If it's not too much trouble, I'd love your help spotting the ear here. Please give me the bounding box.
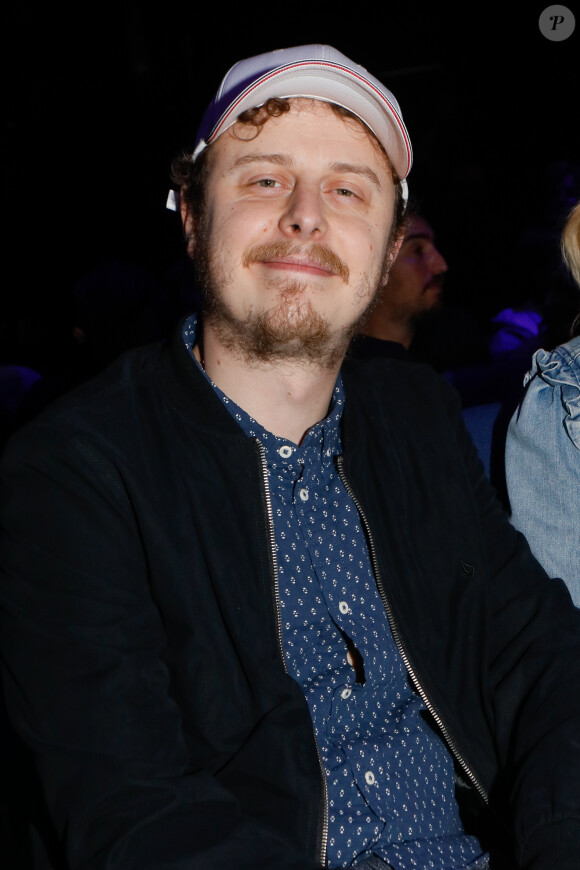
[180,193,196,259]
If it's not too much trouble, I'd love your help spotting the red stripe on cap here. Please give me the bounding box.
[207,60,412,176]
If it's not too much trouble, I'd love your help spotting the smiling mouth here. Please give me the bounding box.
[261,257,333,276]
[243,242,350,283]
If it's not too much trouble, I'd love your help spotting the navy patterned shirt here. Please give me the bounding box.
[183,316,487,869]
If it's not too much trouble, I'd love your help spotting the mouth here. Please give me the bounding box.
[244,242,350,283]
[260,256,335,277]
[424,276,445,295]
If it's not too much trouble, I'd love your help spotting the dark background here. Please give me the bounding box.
[3,2,579,373]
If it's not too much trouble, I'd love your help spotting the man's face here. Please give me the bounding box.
[186,99,399,367]
[379,215,448,325]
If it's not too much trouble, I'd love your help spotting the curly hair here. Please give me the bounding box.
[170,97,408,250]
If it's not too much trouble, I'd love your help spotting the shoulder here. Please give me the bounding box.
[510,336,580,452]
[0,324,246,494]
[0,343,172,520]
[342,353,460,416]
[4,342,165,453]
[340,355,468,471]
[527,335,580,388]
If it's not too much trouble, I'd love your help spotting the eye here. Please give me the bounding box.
[335,187,355,197]
[256,178,281,188]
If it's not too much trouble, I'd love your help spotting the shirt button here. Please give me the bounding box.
[341,687,352,699]
[278,445,293,459]
[299,488,309,502]
[364,771,376,786]
[338,600,349,614]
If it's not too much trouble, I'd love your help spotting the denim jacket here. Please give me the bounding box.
[505,335,580,606]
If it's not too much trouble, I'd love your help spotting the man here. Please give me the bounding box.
[1,44,580,870]
[352,213,448,358]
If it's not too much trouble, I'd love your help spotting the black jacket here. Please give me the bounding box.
[1,324,580,869]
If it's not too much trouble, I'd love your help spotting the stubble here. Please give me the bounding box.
[194,217,389,370]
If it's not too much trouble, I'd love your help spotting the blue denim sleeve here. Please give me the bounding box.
[505,336,580,606]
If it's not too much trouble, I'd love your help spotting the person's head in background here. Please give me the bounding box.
[358,212,447,349]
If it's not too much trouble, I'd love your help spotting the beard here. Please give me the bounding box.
[193,214,394,370]
[374,274,446,330]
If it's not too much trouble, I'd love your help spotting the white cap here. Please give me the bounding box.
[167,44,412,210]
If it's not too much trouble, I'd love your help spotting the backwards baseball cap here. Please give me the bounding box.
[167,44,412,210]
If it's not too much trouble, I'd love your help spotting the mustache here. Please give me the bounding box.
[426,273,446,290]
[243,241,350,283]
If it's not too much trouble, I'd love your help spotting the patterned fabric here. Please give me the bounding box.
[183,315,486,869]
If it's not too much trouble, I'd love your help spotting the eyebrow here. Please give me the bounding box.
[228,153,294,171]
[228,154,382,189]
[328,162,382,190]
[404,232,434,243]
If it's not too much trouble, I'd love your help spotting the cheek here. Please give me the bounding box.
[220,204,276,245]
[341,222,384,268]
[366,216,392,262]
[365,234,391,280]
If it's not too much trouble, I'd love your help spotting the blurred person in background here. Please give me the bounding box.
[350,212,447,360]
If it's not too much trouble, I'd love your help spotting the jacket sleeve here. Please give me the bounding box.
[447,377,580,869]
[0,419,318,870]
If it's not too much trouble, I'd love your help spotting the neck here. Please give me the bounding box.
[359,310,414,350]
[196,322,342,445]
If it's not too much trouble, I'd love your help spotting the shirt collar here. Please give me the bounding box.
[181,313,344,467]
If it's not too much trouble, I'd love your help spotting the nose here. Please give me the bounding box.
[431,246,448,275]
[279,182,328,239]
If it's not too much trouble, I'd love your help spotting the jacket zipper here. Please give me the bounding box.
[255,440,329,867]
[335,454,489,807]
